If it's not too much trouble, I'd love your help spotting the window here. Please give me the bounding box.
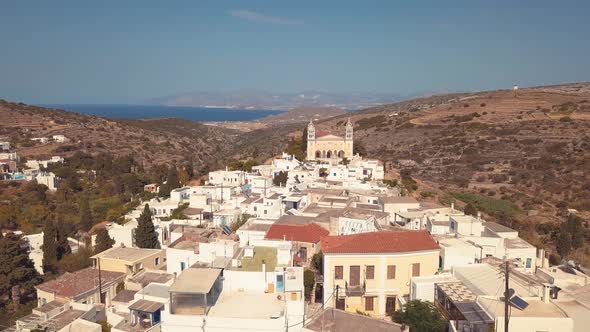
[526,258,532,268]
[365,296,375,311]
[264,210,267,215]
[412,263,420,277]
[366,265,375,279]
[290,292,298,301]
[180,262,186,271]
[155,257,160,266]
[335,266,343,279]
[387,265,396,279]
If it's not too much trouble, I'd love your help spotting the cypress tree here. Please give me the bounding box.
[95,228,115,254]
[0,232,42,302]
[159,167,180,197]
[42,220,58,273]
[56,218,71,260]
[79,197,93,232]
[135,204,160,249]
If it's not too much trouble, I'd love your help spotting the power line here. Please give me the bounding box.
[287,286,337,328]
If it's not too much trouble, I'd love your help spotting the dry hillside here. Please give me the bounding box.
[0,100,238,171]
[313,83,590,235]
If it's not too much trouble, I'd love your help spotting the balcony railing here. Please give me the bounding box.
[345,280,366,297]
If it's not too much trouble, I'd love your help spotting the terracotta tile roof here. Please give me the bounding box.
[265,223,329,243]
[321,230,439,254]
[36,267,125,299]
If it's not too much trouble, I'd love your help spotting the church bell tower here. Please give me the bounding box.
[308,120,315,140]
[345,118,353,140]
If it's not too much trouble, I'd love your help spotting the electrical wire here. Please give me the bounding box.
[286,287,337,328]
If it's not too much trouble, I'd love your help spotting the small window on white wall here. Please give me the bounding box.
[155,257,160,266]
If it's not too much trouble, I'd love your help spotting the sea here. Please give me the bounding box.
[44,104,285,122]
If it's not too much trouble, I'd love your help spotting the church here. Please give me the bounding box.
[306,119,354,161]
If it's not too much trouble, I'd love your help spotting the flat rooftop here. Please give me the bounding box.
[241,222,272,232]
[112,289,137,303]
[207,291,284,319]
[230,246,278,272]
[453,264,540,297]
[484,222,516,233]
[92,247,162,262]
[478,297,567,318]
[170,268,222,294]
[17,309,85,331]
[129,271,173,287]
[136,283,170,300]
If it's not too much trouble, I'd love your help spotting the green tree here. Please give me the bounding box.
[353,140,366,156]
[556,232,572,257]
[135,204,160,249]
[231,213,253,232]
[392,300,446,332]
[42,221,58,274]
[464,203,478,216]
[311,251,323,274]
[94,228,115,254]
[159,167,180,197]
[564,215,584,249]
[0,232,42,303]
[56,218,71,260]
[303,269,315,301]
[79,197,93,232]
[272,171,288,187]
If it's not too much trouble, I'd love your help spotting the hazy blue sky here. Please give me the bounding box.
[1,0,589,104]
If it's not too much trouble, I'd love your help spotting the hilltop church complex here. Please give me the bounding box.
[306,118,354,161]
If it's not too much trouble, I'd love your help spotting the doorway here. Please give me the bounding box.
[386,296,397,315]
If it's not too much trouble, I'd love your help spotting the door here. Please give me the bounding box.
[299,247,308,261]
[276,274,284,292]
[386,296,397,315]
[350,266,360,286]
[336,298,345,310]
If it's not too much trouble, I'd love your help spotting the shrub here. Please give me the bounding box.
[480,103,486,107]
[303,269,315,301]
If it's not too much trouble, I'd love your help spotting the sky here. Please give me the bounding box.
[0,0,589,104]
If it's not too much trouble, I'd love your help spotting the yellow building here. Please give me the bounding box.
[91,247,166,276]
[322,230,440,318]
[306,119,354,161]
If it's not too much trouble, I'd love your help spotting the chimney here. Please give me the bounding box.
[542,283,551,303]
[539,249,546,268]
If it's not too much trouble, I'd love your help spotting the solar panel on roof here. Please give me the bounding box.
[222,225,233,235]
[510,295,529,310]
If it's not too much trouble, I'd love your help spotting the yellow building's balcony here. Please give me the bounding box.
[345,280,366,297]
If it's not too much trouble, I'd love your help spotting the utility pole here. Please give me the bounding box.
[504,260,510,332]
[98,258,103,304]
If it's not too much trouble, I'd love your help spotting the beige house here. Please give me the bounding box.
[306,119,354,161]
[35,267,125,306]
[322,230,440,318]
[91,247,166,276]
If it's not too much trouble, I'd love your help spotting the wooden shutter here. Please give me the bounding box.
[412,263,420,277]
[387,265,396,279]
[335,266,343,279]
[366,265,375,279]
[350,266,361,286]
